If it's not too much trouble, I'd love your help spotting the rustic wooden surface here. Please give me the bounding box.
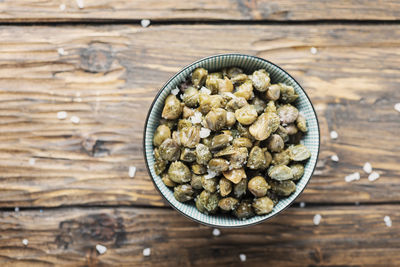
[0,1,400,266]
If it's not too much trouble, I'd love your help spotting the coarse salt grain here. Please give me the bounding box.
[143,247,151,256]
[70,116,80,124]
[212,228,220,236]
[199,87,211,95]
[394,103,400,113]
[239,254,246,262]
[57,111,68,120]
[76,0,84,8]
[15,207,19,212]
[29,158,36,165]
[22,239,28,246]
[368,171,380,182]
[57,47,67,55]
[74,97,82,102]
[141,19,151,28]
[330,154,339,162]
[199,127,211,138]
[363,162,372,174]
[313,214,322,225]
[384,216,392,227]
[330,131,338,139]
[129,166,136,178]
[299,202,306,208]
[204,170,217,179]
[310,47,318,54]
[190,111,202,124]
[96,244,107,254]
[345,172,360,182]
[171,87,180,95]
[59,4,66,11]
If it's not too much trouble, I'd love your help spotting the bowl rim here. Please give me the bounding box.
[143,53,321,228]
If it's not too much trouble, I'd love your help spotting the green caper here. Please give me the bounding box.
[276,125,289,143]
[226,111,236,127]
[168,161,191,183]
[250,69,270,92]
[199,94,224,114]
[217,77,234,93]
[226,96,247,111]
[251,97,267,115]
[159,138,180,161]
[208,158,229,173]
[191,68,208,88]
[225,67,243,78]
[180,148,196,163]
[206,72,223,94]
[153,124,171,147]
[177,119,192,131]
[162,94,183,120]
[289,144,311,161]
[233,178,247,198]
[214,145,236,157]
[182,106,195,119]
[252,196,274,215]
[159,118,177,130]
[249,111,280,141]
[191,174,203,190]
[270,180,296,196]
[272,149,291,165]
[178,126,200,148]
[290,164,305,180]
[201,176,218,193]
[236,122,253,139]
[296,114,307,132]
[231,74,248,84]
[262,148,273,169]
[268,165,293,181]
[174,184,194,202]
[232,137,253,149]
[195,144,212,165]
[248,176,270,197]
[267,134,284,153]
[265,100,277,114]
[278,104,299,124]
[218,197,239,212]
[235,105,258,125]
[182,86,199,108]
[219,178,233,197]
[233,200,254,219]
[154,160,167,176]
[279,83,298,103]
[210,133,231,152]
[229,147,248,169]
[191,163,207,175]
[162,174,177,187]
[196,190,219,214]
[205,108,227,131]
[266,84,281,101]
[247,146,266,170]
[222,168,246,184]
[234,80,253,100]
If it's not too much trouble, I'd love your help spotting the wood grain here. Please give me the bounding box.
[0,0,400,23]
[0,24,399,208]
[0,205,398,266]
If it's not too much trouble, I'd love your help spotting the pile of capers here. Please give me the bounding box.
[153,66,311,219]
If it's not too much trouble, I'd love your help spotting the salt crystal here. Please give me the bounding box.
[57,47,67,56]
[310,47,318,54]
[345,172,360,182]
[204,170,217,179]
[129,166,136,178]
[384,216,392,227]
[239,254,246,262]
[199,87,211,95]
[59,4,66,11]
[15,207,19,212]
[70,116,80,124]
[141,19,151,28]
[299,202,306,208]
[76,0,84,9]
[143,247,151,256]
[228,136,233,141]
[96,244,107,254]
[39,209,43,213]
[22,239,28,246]
[29,158,36,165]
[394,103,400,113]
[171,87,180,95]
[190,111,202,124]
[330,131,338,139]
[330,154,339,162]
[355,201,360,206]
[363,162,372,174]
[368,171,380,182]
[313,214,322,225]
[74,97,82,102]
[212,228,220,237]
[57,111,68,120]
[199,127,211,138]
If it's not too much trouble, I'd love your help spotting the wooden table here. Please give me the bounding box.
[0,1,399,266]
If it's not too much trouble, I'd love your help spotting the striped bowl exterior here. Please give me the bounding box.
[143,54,320,228]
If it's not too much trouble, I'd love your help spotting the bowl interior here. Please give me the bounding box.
[144,54,320,227]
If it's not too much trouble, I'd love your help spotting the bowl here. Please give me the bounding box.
[143,54,320,228]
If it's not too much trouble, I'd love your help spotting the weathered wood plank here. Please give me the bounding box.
[0,0,400,22]
[0,205,398,266]
[0,24,399,208]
